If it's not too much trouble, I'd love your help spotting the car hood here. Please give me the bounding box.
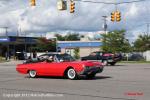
[71,60,103,67]
[81,55,91,58]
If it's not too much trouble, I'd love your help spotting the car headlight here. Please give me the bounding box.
[82,65,89,69]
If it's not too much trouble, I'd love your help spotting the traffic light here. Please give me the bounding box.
[116,11,121,22]
[111,12,115,22]
[30,0,36,6]
[70,1,75,13]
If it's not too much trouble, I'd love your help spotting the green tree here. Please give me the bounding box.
[55,34,65,41]
[102,30,131,53]
[55,33,80,41]
[65,33,80,41]
[74,47,80,59]
[133,34,150,52]
[32,38,56,52]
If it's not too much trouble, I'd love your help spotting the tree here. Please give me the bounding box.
[55,33,80,41]
[32,38,56,52]
[55,34,65,41]
[101,30,131,53]
[133,34,150,52]
[65,33,80,41]
[74,47,80,59]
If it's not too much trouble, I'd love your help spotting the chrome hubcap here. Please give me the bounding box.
[67,69,75,79]
[29,70,36,77]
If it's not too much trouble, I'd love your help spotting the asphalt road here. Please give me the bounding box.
[0,61,150,100]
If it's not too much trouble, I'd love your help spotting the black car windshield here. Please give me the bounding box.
[58,54,76,62]
[38,53,76,62]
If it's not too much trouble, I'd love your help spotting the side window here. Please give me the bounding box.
[39,54,48,61]
[90,52,96,56]
[99,52,103,56]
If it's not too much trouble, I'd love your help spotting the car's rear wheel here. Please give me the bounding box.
[67,68,77,80]
[29,70,37,78]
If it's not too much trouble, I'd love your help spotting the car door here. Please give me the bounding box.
[38,61,65,76]
[88,52,98,60]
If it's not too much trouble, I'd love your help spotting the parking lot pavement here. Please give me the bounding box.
[0,61,150,100]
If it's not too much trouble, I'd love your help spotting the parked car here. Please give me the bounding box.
[15,52,27,60]
[128,54,144,61]
[122,53,145,61]
[16,53,104,80]
[81,51,122,66]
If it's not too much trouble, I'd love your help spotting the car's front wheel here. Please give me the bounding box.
[29,70,37,78]
[67,68,77,80]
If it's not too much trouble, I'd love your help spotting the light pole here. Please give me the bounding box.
[51,37,58,52]
[3,27,9,61]
[24,32,27,53]
[55,37,58,52]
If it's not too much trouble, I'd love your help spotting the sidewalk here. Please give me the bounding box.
[0,60,23,65]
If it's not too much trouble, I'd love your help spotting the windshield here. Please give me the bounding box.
[58,54,76,62]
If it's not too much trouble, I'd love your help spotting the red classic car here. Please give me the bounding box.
[16,53,104,79]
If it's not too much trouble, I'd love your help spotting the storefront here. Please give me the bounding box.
[0,36,38,60]
[57,41,103,57]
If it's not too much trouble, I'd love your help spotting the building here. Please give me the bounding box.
[46,31,104,57]
[0,36,38,59]
[57,41,103,57]
[0,31,104,59]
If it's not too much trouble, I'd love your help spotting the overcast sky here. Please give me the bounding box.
[0,0,150,41]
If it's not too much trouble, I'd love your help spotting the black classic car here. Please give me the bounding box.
[81,51,122,66]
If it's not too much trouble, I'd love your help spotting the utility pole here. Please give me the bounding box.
[102,16,107,34]
[3,27,8,37]
[24,32,27,53]
[3,27,9,61]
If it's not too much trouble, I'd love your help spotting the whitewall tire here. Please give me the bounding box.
[67,68,77,80]
[29,70,37,78]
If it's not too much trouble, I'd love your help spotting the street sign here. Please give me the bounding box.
[0,37,9,42]
[57,0,67,10]
[57,47,61,52]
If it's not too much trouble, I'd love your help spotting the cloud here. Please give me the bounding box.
[0,0,149,41]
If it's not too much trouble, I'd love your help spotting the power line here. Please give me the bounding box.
[75,0,147,5]
[74,0,115,4]
[117,0,147,4]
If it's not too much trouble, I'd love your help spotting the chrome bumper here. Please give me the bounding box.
[79,66,104,75]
